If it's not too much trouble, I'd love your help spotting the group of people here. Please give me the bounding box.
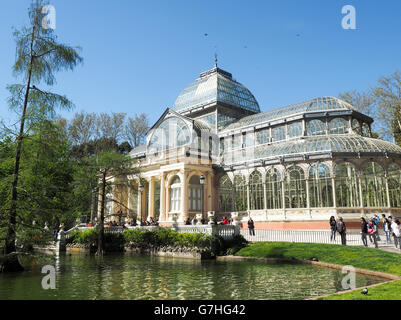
[329,216,347,245]
[329,214,401,249]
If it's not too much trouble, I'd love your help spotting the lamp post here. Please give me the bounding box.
[139,184,144,225]
[200,175,205,223]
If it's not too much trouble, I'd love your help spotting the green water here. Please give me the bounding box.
[0,253,385,300]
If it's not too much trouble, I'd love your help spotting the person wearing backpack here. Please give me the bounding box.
[336,217,347,245]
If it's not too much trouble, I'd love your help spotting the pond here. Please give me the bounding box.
[0,253,386,300]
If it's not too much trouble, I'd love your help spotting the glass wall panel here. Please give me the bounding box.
[266,168,282,209]
[329,118,349,134]
[272,126,286,142]
[335,162,360,207]
[361,162,387,207]
[352,119,361,134]
[309,163,333,207]
[388,163,401,208]
[256,128,270,145]
[169,176,181,212]
[306,119,326,136]
[284,166,307,208]
[288,121,303,138]
[148,117,191,153]
[249,171,264,210]
[243,132,255,148]
[218,174,233,212]
[234,174,248,211]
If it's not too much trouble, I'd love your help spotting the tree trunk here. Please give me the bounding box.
[4,28,35,270]
[96,171,106,256]
[0,253,24,273]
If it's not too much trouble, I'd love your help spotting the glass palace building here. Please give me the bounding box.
[108,64,401,229]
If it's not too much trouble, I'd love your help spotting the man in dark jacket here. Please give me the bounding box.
[248,217,255,236]
[361,217,368,247]
[336,217,347,245]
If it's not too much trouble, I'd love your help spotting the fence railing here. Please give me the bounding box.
[240,229,363,246]
[66,224,240,241]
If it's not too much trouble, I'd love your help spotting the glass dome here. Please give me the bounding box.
[173,67,260,114]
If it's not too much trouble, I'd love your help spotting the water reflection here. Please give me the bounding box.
[0,253,385,300]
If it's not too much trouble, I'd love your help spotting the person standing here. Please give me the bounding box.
[368,219,378,248]
[248,217,255,236]
[336,217,347,245]
[382,214,391,244]
[391,218,400,249]
[329,216,337,242]
[361,217,368,247]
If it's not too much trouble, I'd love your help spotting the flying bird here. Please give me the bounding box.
[204,33,208,37]
[361,288,368,295]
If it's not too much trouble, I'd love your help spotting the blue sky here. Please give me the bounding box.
[1,0,400,126]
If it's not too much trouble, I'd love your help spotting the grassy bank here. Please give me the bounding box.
[235,242,401,300]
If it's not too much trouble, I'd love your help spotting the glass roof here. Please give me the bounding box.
[222,135,401,165]
[173,67,260,114]
[222,97,358,131]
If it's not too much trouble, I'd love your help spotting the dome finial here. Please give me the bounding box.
[214,51,218,68]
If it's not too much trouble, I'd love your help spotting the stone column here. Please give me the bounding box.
[385,174,391,208]
[358,174,365,215]
[160,173,166,222]
[206,173,213,213]
[306,178,311,218]
[137,185,143,223]
[148,177,154,220]
[127,185,131,221]
[180,170,188,222]
[331,176,337,208]
[281,177,286,219]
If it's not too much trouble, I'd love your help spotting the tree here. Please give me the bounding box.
[126,113,149,148]
[68,111,96,149]
[4,0,82,266]
[94,152,139,255]
[338,90,376,117]
[374,71,401,145]
[95,112,126,142]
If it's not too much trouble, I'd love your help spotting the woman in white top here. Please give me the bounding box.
[391,219,401,250]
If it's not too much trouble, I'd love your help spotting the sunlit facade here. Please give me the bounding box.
[108,64,401,229]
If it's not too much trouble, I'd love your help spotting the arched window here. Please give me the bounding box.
[388,163,401,208]
[362,162,387,207]
[309,163,333,207]
[328,118,349,134]
[306,119,326,136]
[285,166,307,208]
[362,123,370,137]
[105,193,113,216]
[189,175,202,212]
[266,168,282,209]
[218,175,233,212]
[148,117,191,153]
[335,162,360,207]
[169,176,181,212]
[352,119,361,134]
[249,171,264,210]
[234,174,248,211]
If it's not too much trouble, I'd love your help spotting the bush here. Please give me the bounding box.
[213,234,248,256]
[123,228,212,249]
